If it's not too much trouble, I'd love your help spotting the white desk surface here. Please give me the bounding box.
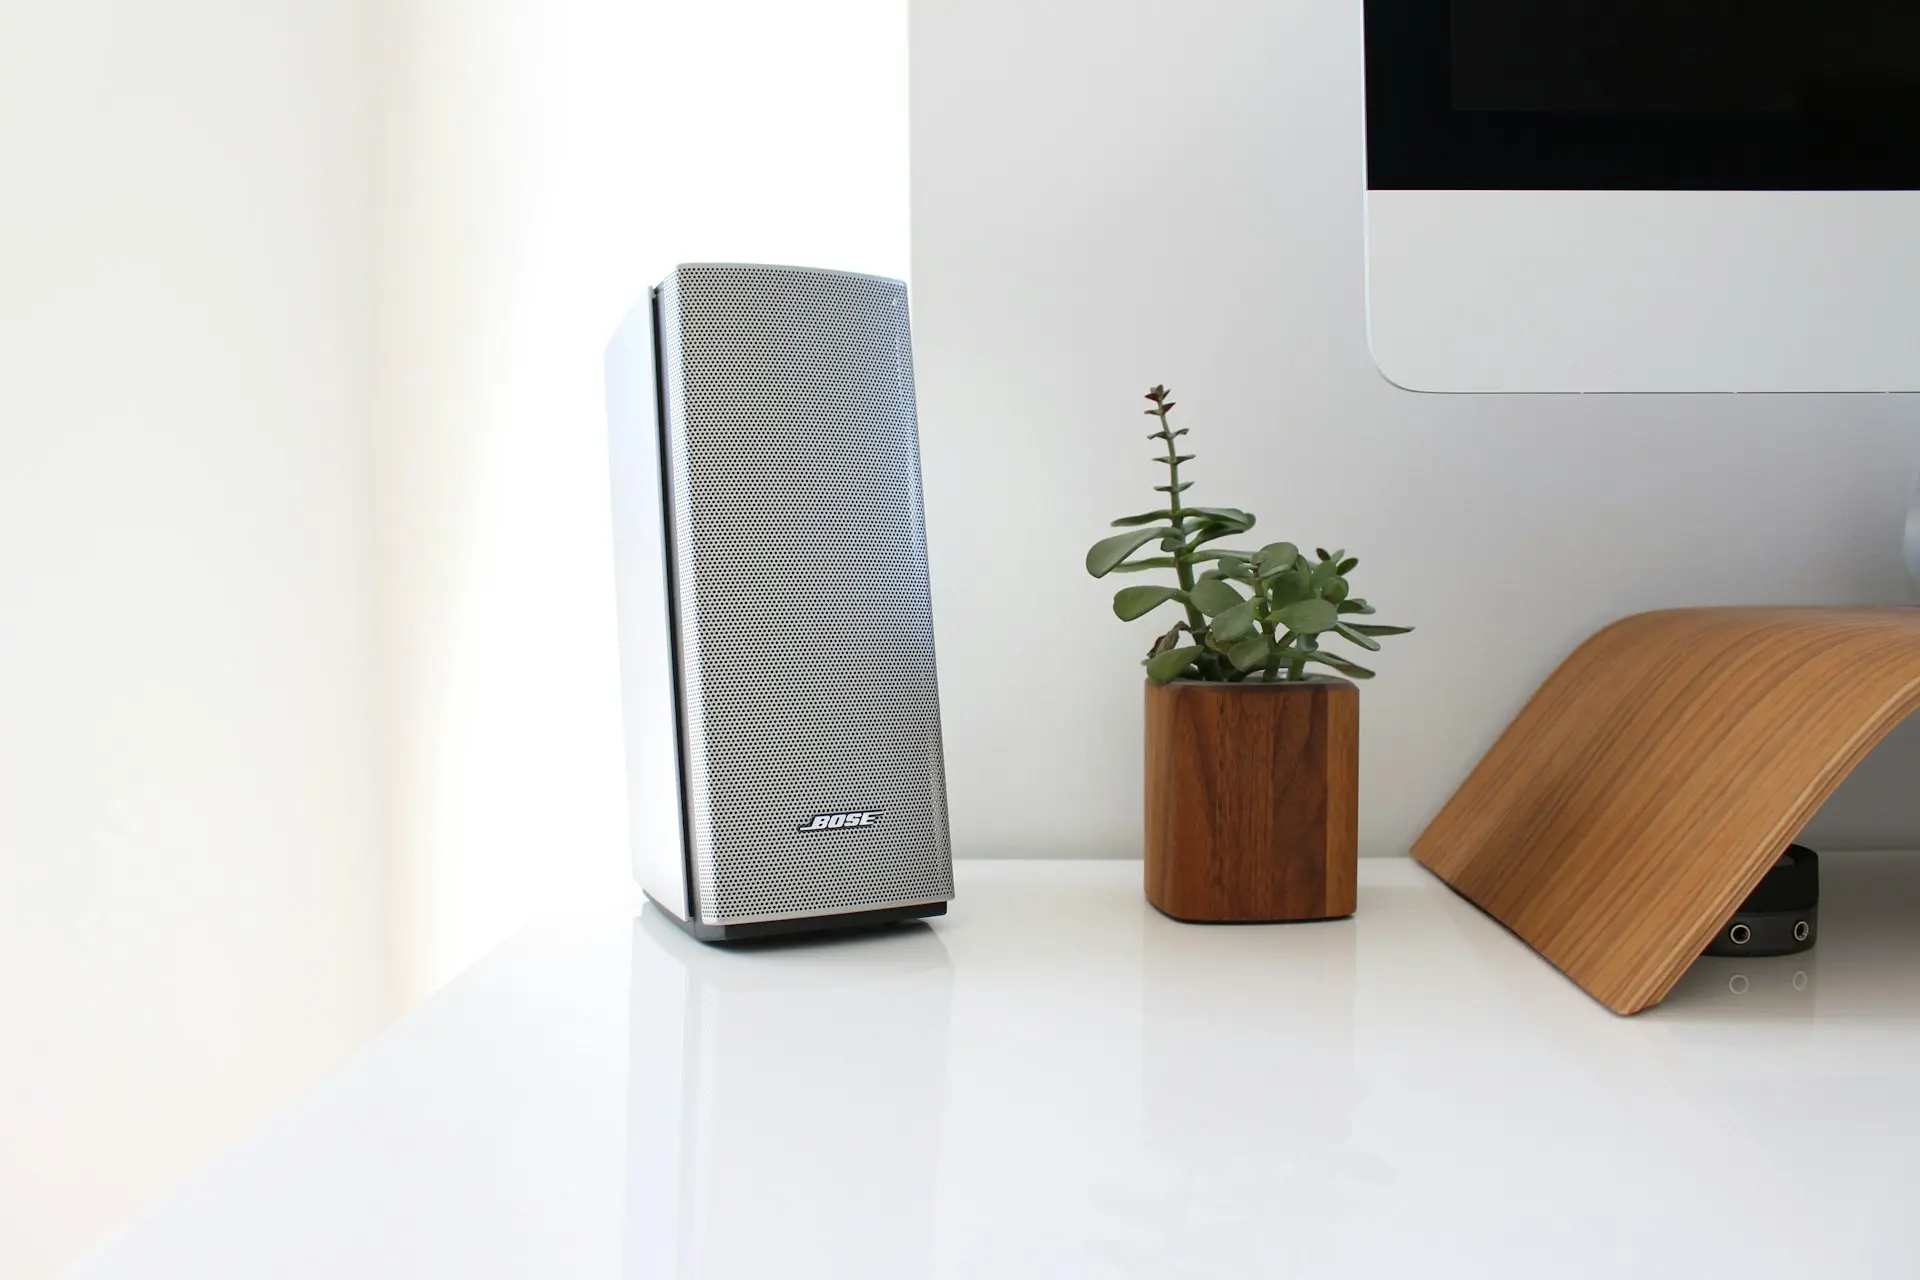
[70,856,1920,1278]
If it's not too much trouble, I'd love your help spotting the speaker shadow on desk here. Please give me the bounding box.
[623,906,953,1280]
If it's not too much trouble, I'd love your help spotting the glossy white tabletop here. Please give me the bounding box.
[71,856,1920,1278]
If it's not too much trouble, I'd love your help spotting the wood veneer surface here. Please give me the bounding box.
[1145,677,1358,922]
[1413,607,1920,1013]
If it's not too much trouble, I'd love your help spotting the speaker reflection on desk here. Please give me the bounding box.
[624,908,954,1279]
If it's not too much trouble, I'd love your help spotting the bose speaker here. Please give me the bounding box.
[605,264,954,941]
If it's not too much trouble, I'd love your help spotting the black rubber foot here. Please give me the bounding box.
[648,896,947,943]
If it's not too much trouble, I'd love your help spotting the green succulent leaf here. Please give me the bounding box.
[1211,599,1258,642]
[1315,547,1331,561]
[1087,528,1168,577]
[1348,623,1413,637]
[1309,558,1341,588]
[1333,621,1381,651]
[1189,578,1245,617]
[1228,635,1270,673]
[1267,570,1311,608]
[1336,597,1376,615]
[1185,506,1256,532]
[1188,525,1247,550]
[1325,577,1350,603]
[1274,597,1339,635]
[1110,511,1173,527]
[1307,651,1376,679]
[1337,557,1359,574]
[1145,645,1203,684]
[1253,542,1299,574]
[1110,556,1178,573]
[1153,482,1194,494]
[1113,585,1186,621]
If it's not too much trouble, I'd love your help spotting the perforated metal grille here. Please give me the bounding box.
[657,264,953,923]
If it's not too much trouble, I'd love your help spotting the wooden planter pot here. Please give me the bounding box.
[1143,677,1358,923]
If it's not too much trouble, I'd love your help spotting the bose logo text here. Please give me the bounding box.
[799,812,878,832]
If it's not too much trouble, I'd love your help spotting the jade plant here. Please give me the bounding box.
[1085,385,1411,684]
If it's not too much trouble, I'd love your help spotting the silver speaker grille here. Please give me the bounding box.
[657,264,953,923]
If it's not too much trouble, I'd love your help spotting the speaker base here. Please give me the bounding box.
[647,895,948,943]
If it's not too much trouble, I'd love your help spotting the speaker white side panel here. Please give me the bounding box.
[1366,190,1920,393]
[606,296,691,920]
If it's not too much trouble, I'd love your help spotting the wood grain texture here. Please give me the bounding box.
[1414,607,1920,1014]
[1144,678,1358,923]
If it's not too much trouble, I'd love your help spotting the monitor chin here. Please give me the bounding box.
[1365,189,1920,394]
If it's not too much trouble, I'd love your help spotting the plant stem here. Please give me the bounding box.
[1150,401,1217,679]
[1261,586,1283,683]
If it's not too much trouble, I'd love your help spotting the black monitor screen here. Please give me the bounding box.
[1366,0,1920,189]
[1452,1,1920,115]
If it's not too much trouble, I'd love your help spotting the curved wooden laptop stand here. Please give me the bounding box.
[1413,607,1920,1014]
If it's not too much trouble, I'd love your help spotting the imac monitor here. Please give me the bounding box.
[1364,0,1920,392]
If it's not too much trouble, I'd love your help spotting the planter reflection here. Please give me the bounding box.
[1118,910,1363,1275]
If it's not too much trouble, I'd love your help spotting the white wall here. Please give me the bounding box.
[374,0,911,1004]
[0,2,383,1275]
[910,0,1920,859]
